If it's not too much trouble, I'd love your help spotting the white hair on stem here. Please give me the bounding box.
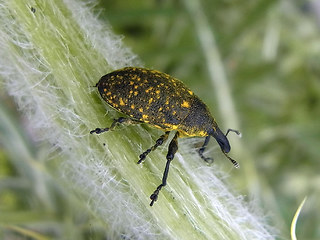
[0,0,275,239]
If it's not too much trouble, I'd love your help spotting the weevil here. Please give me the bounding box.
[90,67,240,206]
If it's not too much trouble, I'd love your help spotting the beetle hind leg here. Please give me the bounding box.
[138,131,170,164]
[150,131,179,206]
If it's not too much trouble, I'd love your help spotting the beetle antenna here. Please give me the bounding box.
[222,151,240,168]
[226,129,241,137]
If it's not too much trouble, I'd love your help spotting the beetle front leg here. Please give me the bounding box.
[150,131,179,206]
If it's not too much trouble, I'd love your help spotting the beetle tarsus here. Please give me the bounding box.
[203,156,214,163]
[138,150,151,164]
[150,184,163,206]
[90,127,109,134]
[90,117,130,135]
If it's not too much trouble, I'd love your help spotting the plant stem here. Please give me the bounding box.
[0,0,274,239]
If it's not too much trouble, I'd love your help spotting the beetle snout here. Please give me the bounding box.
[211,128,231,153]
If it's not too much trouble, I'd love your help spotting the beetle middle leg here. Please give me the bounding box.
[150,131,179,206]
[138,131,170,164]
[90,117,138,134]
[198,136,213,163]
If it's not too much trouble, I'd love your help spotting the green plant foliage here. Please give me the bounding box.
[1,0,319,239]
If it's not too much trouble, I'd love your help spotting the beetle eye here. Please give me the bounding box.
[211,128,231,153]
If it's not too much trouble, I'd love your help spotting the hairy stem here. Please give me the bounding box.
[0,0,274,239]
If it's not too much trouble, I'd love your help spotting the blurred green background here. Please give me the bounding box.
[1,0,319,239]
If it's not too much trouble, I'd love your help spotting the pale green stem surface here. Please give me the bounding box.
[0,0,274,239]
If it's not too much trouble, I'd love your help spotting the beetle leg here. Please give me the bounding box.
[138,131,170,164]
[198,136,213,163]
[150,131,179,206]
[90,117,136,134]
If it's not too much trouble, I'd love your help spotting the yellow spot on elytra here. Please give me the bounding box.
[145,87,153,93]
[129,90,133,94]
[129,81,134,85]
[198,131,207,137]
[159,107,162,111]
[106,91,112,96]
[119,98,125,106]
[134,91,138,96]
[155,90,160,94]
[148,98,153,104]
[181,100,190,108]
[139,108,143,112]
[188,90,193,95]
[163,123,178,130]
[103,89,107,92]
[142,114,148,120]
[172,111,176,115]
[165,100,169,105]
[131,104,135,109]
[134,85,138,89]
